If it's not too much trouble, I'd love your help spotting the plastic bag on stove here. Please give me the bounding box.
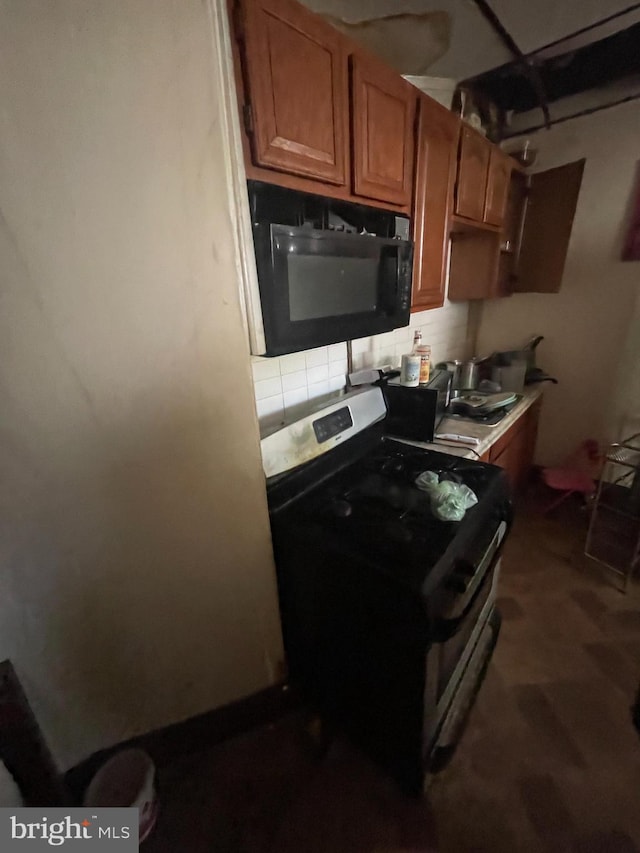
[414,471,478,522]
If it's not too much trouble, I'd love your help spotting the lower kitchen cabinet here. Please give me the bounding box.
[487,400,542,492]
[411,94,459,311]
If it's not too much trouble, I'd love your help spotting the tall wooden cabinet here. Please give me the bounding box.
[455,126,491,222]
[238,0,349,185]
[351,53,416,207]
[484,147,512,227]
[411,95,459,310]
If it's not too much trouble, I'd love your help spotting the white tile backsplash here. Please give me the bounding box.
[308,379,330,399]
[283,386,308,411]
[255,394,284,428]
[251,358,280,382]
[254,375,282,400]
[329,357,348,378]
[328,342,347,361]
[306,364,329,385]
[278,352,306,374]
[281,369,307,392]
[305,347,328,368]
[350,337,371,355]
[250,302,470,428]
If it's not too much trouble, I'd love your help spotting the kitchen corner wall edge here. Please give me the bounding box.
[207,0,266,355]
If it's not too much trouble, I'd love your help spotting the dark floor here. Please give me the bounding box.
[144,490,640,852]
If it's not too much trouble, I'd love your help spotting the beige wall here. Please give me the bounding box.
[477,101,640,465]
[0,0,283,770]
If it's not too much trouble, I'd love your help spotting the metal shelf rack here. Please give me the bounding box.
[585,433,640,591]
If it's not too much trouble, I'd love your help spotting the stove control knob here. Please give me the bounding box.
[331,499,353,518]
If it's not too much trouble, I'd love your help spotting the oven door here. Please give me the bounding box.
[423,521,506,764]
[254,224,412,356]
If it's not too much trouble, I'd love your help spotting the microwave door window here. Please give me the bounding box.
[287,254,378,322]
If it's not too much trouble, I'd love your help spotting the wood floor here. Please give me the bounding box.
[144,491,640,852]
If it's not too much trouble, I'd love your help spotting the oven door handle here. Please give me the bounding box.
[432,563,495,642]
[432,521,506,642]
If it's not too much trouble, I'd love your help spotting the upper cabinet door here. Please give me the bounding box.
[484,148,512,227]
[411,95,459,311]
[240,0,349,185]
[455,126,490,221]
[514,159,585,293]
[350,52,416,206]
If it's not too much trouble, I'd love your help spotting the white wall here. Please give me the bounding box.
[0,0,283,770]
[478,100,640,465]
[252,302,469,429]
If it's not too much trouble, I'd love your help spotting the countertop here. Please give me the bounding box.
[392,386,544,460]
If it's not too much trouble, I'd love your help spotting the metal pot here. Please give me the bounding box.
[437,355,491,391]
[459,358,482,391]
[436,360,462,390]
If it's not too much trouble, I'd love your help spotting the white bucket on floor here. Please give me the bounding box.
[84,748,157,843]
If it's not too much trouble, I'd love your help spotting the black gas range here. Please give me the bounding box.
[262,387,512,795]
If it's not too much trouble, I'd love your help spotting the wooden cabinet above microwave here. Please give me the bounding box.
[230,0,415,210]
[235,0,349,186]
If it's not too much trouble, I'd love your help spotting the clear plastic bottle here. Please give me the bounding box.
[412,330,423,353]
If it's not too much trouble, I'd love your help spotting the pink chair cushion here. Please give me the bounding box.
[541,467,594,494]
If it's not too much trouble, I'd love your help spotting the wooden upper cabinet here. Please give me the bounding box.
[484,147,512,226]
[455,126,490,221]
[350,52,416,206]
[411,95,459,311]
[514,159,585,293]
[238,0,349,185]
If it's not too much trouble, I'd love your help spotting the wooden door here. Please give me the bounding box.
[513,159,585,293]
[484,148,512,227]
[496,170,528,296]
[455,126,490,221]
[490,418,527,492]
[411,95,459,310]
[238,0,349,185]
[448,230,501,300]
[351,52,416,206]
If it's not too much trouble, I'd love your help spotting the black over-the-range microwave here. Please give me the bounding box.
[248,181,413,357]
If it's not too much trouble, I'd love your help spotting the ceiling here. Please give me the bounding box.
[464,3,640,132]
[301,0,640,131]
